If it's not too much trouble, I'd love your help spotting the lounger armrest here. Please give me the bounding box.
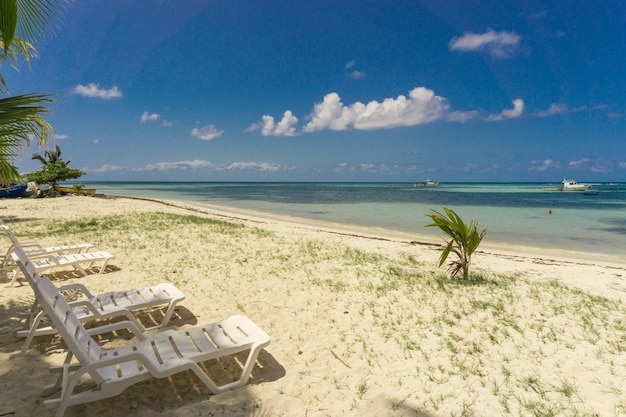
[18,249,53,260]
[86,321,147,340]
[15,241,44,250]
[77,352,195,379]
[57,283,94,298]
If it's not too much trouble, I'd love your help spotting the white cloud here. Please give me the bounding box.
[247,111,298,137]
[228,161,280,172]
[90,164,126,173]
[332,162,393,174]
[72,83,122,99]
[530,159,559,171]
[349,70,366,80]
[569,158,591,167]
[446,110,479,123]
[449,30,521,58]
[486,99,524,121]
[162,120,173,127]
[569,158,612,173]
[144,160,212,171]
[191,124,223,140]
[463,163,480,172]
[54,134,68,140]
[259,162,281,172]
[303,87,449,132]
[140,111,160,123]
[536,103,585,117]
[620,162,626,169]
[591,162,612,173]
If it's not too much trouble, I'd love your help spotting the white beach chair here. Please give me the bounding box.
[7,247,114,287]
[13,248,271,417]
[0,220,94,269]
[11,264,185,357]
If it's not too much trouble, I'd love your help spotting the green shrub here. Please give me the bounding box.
[426,207,486,280]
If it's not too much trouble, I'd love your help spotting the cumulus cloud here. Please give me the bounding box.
[449,30,521,58]
[140,111,160,123]
[191,124,223,140]
[54,134,68,140]
[486,99,524,121]
[72,83,122,99]
[144,160,212,171]
[247,111,298,137]
[228,161,280,172]
[303,87,450,132]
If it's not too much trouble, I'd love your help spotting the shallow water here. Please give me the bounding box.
[89,182,626,257]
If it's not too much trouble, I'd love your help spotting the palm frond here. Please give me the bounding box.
[426,207,486,280]
[14,0,70,46]
[0,93,55,147]
[0,0,19,52]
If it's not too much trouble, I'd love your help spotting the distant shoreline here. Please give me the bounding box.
[97,192,626,268]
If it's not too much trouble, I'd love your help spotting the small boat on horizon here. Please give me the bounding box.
[414,179,439,187]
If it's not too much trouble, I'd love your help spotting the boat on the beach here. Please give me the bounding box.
[54,185,97,194]
[414,179,439,187]
[0,183,28,198]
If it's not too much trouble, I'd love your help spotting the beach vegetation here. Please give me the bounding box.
[9,208,626,417]
[25,144,85,186]
[0,0,69,186]
[425,207,486,280]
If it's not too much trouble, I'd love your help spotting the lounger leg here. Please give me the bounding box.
[157,302,180,328]
[97,258,111,274]
[5,268,20,287]
[42,352,75,397]
[10,310,46,358]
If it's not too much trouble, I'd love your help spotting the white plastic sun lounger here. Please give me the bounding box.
[11,271,185,358]
[1,221,94,269]
[13,249,271,417]
[7,248,114,287]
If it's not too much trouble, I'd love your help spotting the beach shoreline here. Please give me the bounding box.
[1,195,626,416]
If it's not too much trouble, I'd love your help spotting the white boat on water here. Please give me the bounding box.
[542,178,596,193]
[562,178,591,191]
[414,179,439,187]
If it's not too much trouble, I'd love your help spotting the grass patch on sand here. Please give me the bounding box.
[12,211,626,417]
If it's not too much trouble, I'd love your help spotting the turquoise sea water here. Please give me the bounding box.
[89,182,626,258]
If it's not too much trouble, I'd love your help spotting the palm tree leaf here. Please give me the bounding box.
[0,0,19,52]
[13,0,69,46]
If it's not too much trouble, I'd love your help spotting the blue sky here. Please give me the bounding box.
[7,0,626,182]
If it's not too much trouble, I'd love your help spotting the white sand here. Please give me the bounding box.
[1,196,625,417]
